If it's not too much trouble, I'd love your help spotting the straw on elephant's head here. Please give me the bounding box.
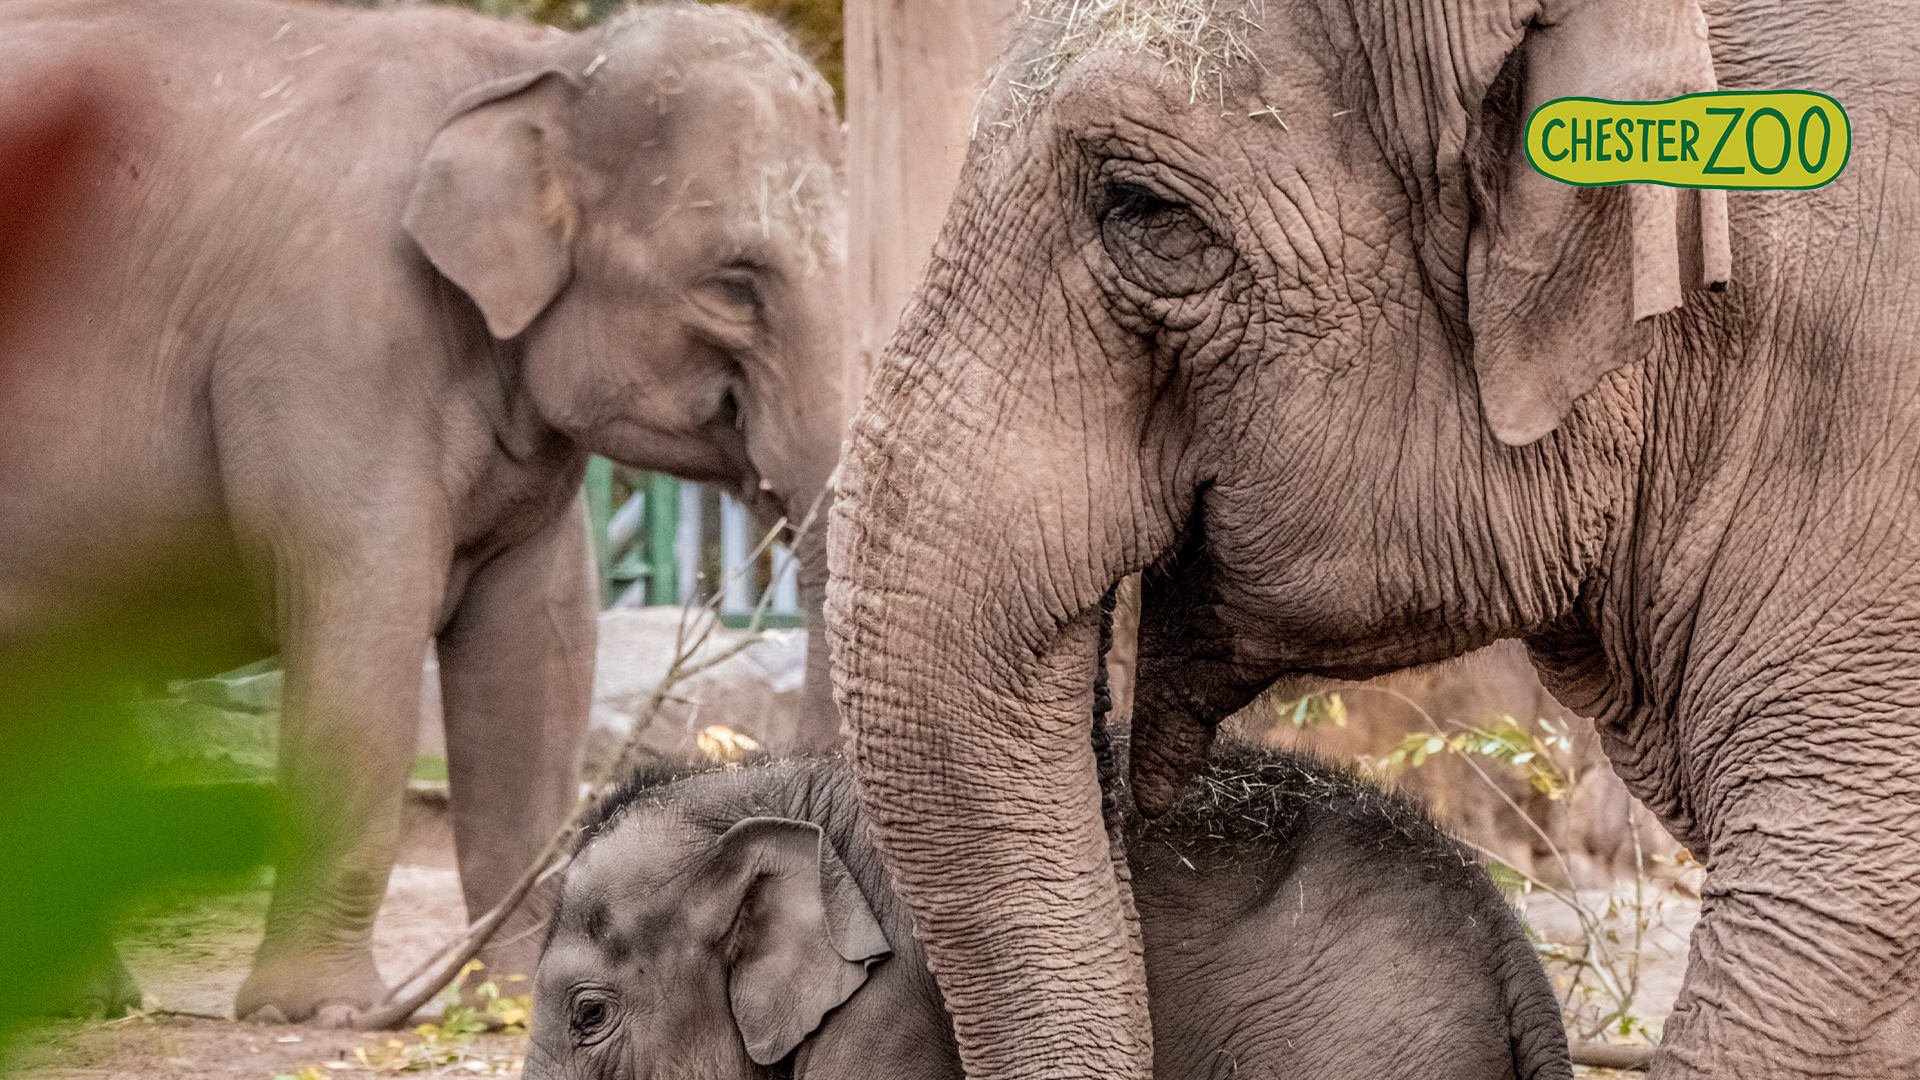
[998,0,1267,124]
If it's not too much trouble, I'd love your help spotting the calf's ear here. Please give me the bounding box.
[403,68,582,340]
[708,817,891,1066]
[1467,0,1731,445]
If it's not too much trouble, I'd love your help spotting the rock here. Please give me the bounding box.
[586,608,808,770]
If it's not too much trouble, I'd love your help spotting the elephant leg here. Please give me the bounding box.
[235,553,439,1025]
[56,940,142,1018]
[436,507,595,983]
[1653,776,1920,1078]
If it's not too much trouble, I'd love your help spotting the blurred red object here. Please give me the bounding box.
[0,66,114,344]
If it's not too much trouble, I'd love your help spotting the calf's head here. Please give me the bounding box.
[527,804,888,1080]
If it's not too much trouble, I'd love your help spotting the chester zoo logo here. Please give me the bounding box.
[1526,91,1849,189]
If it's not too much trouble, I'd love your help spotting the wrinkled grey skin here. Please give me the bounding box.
[0,0,846,1023]
[826,0,1920,1077]
[529,750,1569,1080]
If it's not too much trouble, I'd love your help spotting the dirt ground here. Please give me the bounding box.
[5,795,1695,1080]
[3,798,530,1080]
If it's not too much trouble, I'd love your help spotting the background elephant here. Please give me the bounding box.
[0,0,848,1023]
[826,0,1920,1077]
[531,748,1570,1080]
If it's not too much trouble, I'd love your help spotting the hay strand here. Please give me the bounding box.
[1003,0,1267,121]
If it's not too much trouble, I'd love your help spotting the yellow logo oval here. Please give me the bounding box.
[1526,91,1849,189]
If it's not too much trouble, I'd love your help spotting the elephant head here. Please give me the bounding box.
[828,0,1728,1075]
[528,801,891,1080]
[405,6,851,746]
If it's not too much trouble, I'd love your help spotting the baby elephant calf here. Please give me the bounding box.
[528,744,1572,1080]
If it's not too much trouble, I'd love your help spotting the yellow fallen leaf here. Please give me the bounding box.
[697,725,762,762]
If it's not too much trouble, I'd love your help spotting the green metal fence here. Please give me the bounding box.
[583,458,804,628]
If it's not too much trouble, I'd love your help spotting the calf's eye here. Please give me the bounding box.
[570,993,615,1044]
[1099,181,1234,297]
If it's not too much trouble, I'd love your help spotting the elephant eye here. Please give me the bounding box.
[570,991,617,1045]
[704,268,763,320]
[1098,180,1234,297]
[718,276,758,309]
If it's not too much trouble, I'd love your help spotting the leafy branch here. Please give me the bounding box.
[1271,683,1673,1064]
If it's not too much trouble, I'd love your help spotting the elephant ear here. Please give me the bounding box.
[1467,0,1731,445]
[707,817,891,1066]
[403,68,582,340]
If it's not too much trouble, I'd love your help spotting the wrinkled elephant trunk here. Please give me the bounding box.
[742,332,851,754]
[733,474,838,752]
[736,475,838,752]
[827,299,1159,1079]
[1129,554,1275,817]
[1091,586,1132,845]
[828,543,1147,1078]
[792,525,837,751]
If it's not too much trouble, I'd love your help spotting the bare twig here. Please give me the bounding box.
[1343,685,1585,889]
[145,1009,231,1023]
[351,494,822,1029]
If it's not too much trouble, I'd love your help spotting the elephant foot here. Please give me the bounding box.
[235,952,387,1026]
[47,947,143,1018]
[240,1002,364,1028]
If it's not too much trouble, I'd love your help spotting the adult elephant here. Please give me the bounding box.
[0,0,848,1023]
[827,0,1920,1077]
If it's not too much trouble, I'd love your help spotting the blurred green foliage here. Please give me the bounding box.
[428,0,845,102]
[0,559,275,1057]
[0,0,845,1053]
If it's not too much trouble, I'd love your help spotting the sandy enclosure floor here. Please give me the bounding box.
[4,858,533,1080]
[7,816,1695,1080]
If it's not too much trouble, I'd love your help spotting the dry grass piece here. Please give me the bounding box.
[1004,0,1267,121]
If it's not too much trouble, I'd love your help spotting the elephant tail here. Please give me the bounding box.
[1493,904,1575,1080]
